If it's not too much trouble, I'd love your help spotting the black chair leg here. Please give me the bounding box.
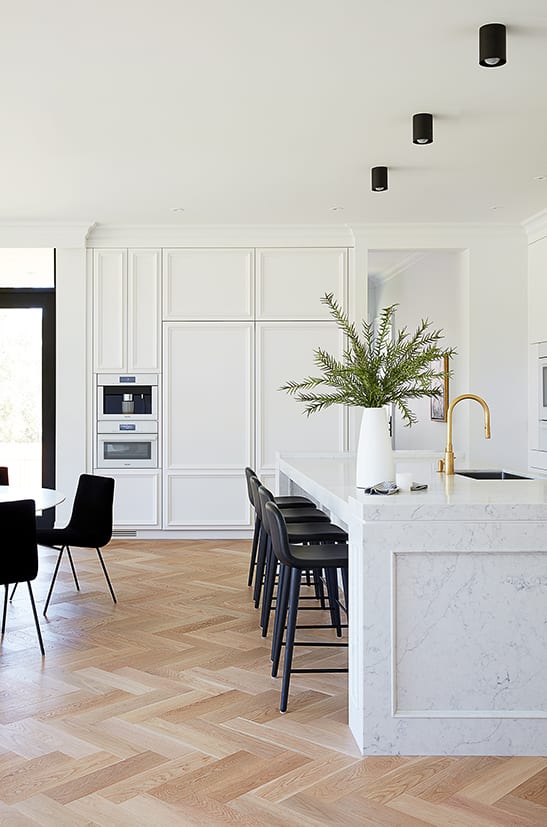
[66,547,80,591]
[260,540,277,636]
[27,582,45,656]
[43,546,66,616]
[253,527,268,608]
[247,515,260,587]
[280,567,301,713]
[9,583,17,601]
[96,549,117,604]
[2,584,7,634]
[271,564,289,675]
[324,567,342,636]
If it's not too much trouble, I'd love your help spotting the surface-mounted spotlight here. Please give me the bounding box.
[412,113,433,144]
[479,23,506,67]
[371,166,388,192]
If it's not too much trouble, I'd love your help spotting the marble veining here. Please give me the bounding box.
[278,451,547,756]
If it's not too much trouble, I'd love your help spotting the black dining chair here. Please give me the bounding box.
[0,467,9,485]
[37,474,116,615]
[0,499,45,656]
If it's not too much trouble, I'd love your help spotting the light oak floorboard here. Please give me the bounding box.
[0,539,545,825]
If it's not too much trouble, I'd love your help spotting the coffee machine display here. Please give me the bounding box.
[97,374,158,420]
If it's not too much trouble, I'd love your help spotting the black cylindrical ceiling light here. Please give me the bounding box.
[371,166,388,192]
[479,23,506,67]
[412,113,433,144]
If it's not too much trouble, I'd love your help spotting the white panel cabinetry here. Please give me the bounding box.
[93,248,161,373]
[163,248,253,320]
[163,321,253,528]
[95,469,161,528]
[256,322,346,471]
[256,248,346,320]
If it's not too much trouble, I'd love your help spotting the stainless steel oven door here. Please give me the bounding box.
[97,433,158,468]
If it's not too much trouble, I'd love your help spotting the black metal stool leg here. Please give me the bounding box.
[324,567,342,636]
[271,564,289,675]
[280,567,301,712]
[247,514,260,587]
[9,583,17,601]
[253,526,268,608]
[2,584,8,634]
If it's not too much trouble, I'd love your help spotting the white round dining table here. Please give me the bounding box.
[0,486,65,510]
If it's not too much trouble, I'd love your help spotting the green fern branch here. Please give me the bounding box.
[281,293,456,427]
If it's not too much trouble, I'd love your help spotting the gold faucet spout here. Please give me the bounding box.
[444,393,491,475]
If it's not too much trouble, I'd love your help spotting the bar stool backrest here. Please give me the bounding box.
[244,467,258,507]
[257,485,277,532]
[248,474,263,517]
[264,500,296,568]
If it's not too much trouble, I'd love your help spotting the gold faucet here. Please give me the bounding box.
[443,393,491,475]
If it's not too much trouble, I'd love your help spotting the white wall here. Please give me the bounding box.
[371,250,468,456]
[56,248,88,523]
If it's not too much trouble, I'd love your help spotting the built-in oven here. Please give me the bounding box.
[97,421,158,468]
[97,374,158,421]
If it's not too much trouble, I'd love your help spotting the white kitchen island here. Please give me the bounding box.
[277,452,547,756]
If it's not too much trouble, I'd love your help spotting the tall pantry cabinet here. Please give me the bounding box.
[91,243,349,534]
[92,248,162,529]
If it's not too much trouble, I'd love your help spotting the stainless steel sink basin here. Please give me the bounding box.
[456,470,531,480]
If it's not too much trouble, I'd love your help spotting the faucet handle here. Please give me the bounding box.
[437,459,445,473]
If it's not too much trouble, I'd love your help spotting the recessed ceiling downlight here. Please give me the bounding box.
[171,207,185,213]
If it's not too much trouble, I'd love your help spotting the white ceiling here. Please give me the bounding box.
[3,0,547,226]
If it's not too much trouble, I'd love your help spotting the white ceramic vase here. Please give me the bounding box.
[356,407,395,489]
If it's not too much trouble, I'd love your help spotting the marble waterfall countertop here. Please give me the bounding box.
[278,451,547,523]
[277,451,547,757]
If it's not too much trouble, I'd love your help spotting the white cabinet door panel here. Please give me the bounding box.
[163,249,253,320]
[528,237,547,344]
[127,249,161,372]
[164,322,253,468]
[256,248,347,320]
[165,472,250,527]
[93,249,127,372]
[257,322,346,470]
[98,469,160,527]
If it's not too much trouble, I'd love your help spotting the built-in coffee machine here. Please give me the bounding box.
[97,374,158,420]
[96,375,159,468]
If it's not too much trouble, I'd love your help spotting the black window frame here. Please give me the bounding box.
[0,264,56,527]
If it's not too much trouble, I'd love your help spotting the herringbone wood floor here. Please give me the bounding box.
[0,539,546,826]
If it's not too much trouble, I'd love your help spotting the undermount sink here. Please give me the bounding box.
[455,470,531,480]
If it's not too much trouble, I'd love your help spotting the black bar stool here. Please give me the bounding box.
[264,499,348,713]
[257,484,347,637]
[244,467,316,588]
[248,475,330,608]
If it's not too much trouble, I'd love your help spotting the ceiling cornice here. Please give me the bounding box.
[522,210,547,244]
[86,224,355,248]
[0,222,93,247]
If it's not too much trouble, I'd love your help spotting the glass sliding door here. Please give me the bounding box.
[0,249,55,527]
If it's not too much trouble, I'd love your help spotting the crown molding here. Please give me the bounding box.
[349,222,526,246]
[522,210,547,244]
[86,223,354,248]
[0,222,93,247]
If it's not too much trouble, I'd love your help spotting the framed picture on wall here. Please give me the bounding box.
[430,354,450,422]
